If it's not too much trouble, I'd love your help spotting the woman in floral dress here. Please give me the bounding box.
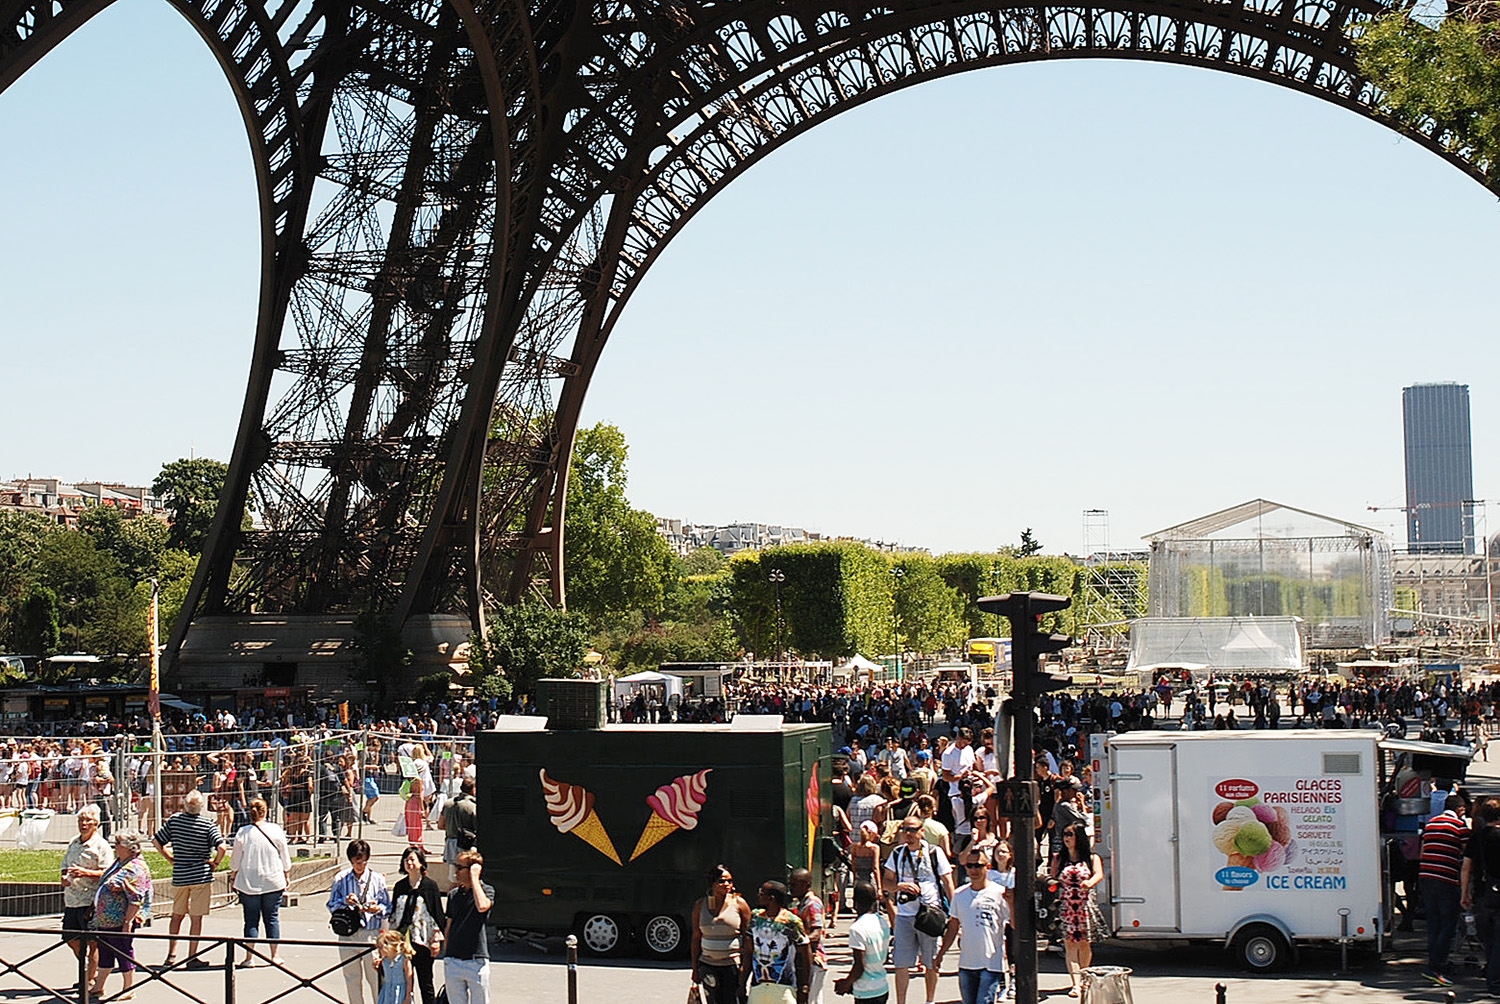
[1051,822,1103,998]
[90,830,153,1000]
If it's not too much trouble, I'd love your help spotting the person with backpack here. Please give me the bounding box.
[1463,797,1500,995]
[883,814,954,1004]
[441,777,478,880]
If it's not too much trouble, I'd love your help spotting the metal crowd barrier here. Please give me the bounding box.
[0,925,377,1004]
[0,728,477,918]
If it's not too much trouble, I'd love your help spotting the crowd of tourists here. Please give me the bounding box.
[688,717,1112,1004]
[16,697,512,746]
[56,749,486,1004]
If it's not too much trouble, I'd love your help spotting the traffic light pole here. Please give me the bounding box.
[1009,595,1040,1004]
[977,590,1072,1004]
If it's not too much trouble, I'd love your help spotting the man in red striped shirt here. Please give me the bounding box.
[1419,793,1470,987]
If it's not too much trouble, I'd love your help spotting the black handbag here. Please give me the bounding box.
[331,870,373,936]
[329,906,362,936]
[899,844,950,937]
[914,899,949,938]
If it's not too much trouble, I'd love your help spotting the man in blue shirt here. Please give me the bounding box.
[326,839,390,1004]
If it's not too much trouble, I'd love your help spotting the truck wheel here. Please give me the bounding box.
[1233,923,1290,972]
[578,913,629,957]
[640,914,688,959]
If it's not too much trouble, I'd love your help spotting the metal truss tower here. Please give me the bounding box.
[1079,509,1145,649]
[4,0,1498,682]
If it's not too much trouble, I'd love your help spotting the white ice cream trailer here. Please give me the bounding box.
[1089,729,1474,970]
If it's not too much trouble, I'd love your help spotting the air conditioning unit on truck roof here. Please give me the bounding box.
[1089,728,1474,971]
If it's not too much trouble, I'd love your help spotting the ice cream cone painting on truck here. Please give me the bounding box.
[540,769,623,865]
[630,769,712,860]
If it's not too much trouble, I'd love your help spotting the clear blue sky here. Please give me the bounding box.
[4,0,1499,556]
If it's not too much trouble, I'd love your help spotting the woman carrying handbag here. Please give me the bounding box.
[230,797,292,967]
[391,846,446,1004]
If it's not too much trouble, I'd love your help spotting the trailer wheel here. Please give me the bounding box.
[578,913,628,957]
[641,914,688,959]
[1233,923,1290,972]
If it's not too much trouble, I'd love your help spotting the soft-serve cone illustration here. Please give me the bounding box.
[629,768,712,861]
[540,768,622,865]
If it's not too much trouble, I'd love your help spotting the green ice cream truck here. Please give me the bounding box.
[473,689,832,959]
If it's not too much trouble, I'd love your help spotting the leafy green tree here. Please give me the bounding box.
[32,531,147,656]
[726,542,895,659]
[563,424,675,621]
[471,599,590,698]
[78,506,171,583]
[1354,12,1500,170]
[681,547,727,576]
[153,548,198,637]
[891,555,968,654]
[14,585,60,659]
[153,457,231,552]
[936,553,1082,637]
[0,511,59,652]
[0,510,57,596]
[1018,528,1043,557]
[83,581,150,660]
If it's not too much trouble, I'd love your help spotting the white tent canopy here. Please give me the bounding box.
[613,670,684,703]
[833,654,882,677]
[1127,616,1303,677]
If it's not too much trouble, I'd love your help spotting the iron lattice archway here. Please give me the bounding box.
[1,0,1493,672]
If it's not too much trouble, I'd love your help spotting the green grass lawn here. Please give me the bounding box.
[0,850,232,883]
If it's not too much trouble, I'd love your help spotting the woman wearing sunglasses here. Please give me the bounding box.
[1051,822,1104,997]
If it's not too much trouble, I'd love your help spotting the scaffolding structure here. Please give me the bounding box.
[1147,499,1392,650]
[1078,509,1149,649]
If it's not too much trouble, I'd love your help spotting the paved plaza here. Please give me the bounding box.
[0,748,1492,1003]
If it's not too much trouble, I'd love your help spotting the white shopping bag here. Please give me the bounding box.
[18,809,54,850]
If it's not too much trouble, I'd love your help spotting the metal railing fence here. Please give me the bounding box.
[0,728,476,917]
[0,924,377,1004]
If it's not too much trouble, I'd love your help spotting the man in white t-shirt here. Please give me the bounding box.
[936,845,1010,1004]
[941,729,977,850]
[836,881,895,1003]
[880,738,910,781]
[883,815,954,1004]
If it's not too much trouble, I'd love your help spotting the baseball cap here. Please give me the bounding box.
[914,750,931,762]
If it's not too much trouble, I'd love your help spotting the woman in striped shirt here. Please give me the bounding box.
[692,864,752,1004]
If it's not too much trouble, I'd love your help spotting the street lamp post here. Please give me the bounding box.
[890,566,905,682]
[768,568,786,666]
[990,562,1004,637]
[1466,500,1494,656]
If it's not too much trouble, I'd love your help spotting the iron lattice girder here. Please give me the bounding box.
[470,0,1498,613]
[4,0,1498,660]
